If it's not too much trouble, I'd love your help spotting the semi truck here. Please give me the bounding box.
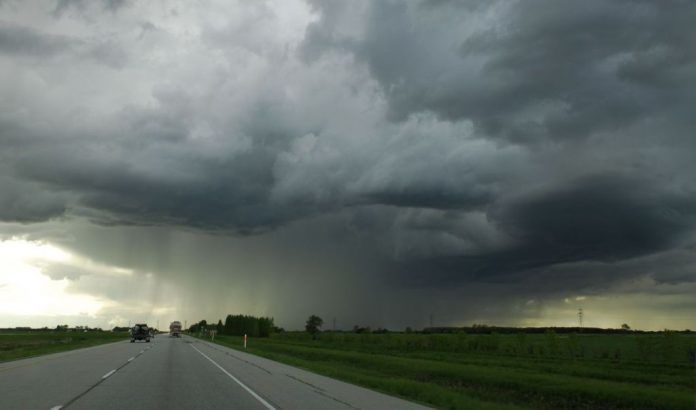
[169,321,182,337]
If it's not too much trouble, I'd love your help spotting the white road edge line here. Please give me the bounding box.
[190,344,275,410]
[50,406,62,410]
[102,369,116,379]
[128,357,135,362]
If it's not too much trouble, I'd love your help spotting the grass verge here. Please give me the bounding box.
[201,334,694,410]
[0,332,128,362]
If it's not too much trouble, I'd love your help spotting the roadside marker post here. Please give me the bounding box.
[244,334,247,349]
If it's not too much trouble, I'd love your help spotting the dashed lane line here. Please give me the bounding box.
[101,369,116,379]
[52,343,154,409]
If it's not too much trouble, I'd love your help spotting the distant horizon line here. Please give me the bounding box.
[1,324,693,333]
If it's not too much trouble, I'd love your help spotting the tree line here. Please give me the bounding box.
[189,314,276,337]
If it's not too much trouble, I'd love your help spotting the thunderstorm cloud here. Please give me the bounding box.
[0,0,694,330]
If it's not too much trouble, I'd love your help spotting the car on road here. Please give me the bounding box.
[130,324,150,343]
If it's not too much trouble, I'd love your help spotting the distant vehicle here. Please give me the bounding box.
[130,324,150,343]
[169,321,182,337]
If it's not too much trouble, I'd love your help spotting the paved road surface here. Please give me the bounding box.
[0,335,429,409]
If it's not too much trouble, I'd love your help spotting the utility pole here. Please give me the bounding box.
[332,318,336,331]
[429,313,434,328]
[578,308,583,328]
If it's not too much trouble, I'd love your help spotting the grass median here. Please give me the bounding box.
[200,332,695,409]
[0,331,129,362]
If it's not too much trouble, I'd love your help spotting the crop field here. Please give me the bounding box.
[208,331,696,409]
[0,331,128,362]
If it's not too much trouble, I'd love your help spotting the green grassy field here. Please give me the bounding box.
[0,331,128,362]
[204,332,696,409]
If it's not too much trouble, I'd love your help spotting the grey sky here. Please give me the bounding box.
[1,0,694,330]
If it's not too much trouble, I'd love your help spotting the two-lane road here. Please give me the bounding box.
[0,335,429,409]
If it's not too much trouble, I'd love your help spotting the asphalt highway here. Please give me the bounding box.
[0,335,429,409]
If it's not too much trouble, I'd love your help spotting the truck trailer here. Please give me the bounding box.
[169,321,182,337]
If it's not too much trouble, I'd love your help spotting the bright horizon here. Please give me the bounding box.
[0,235,690,332]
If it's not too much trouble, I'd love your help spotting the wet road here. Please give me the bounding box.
[0,335,428,409]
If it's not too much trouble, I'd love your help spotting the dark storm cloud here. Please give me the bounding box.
[9,131,288,233]
[1,0,695,322]
[494,174,695,263]
[0,69,332,232]
[0,20,128,68]
[52,0,129,16]
[0,22,73,56]
[0,177,66,222]
[363,188,490,210]
[390,174,696,286]
[539,250,696,292]
[292,0,696,286]
[303,0,696,142]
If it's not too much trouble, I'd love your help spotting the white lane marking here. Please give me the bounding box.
[140,350,144,354]
[50,406,63,410]
[102,369,116,379]
[128,357,135,362]
[191,344,275,410]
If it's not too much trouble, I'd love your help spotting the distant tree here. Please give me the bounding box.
[405,327,413,334]
[56,324,68,332]
[216,320,223,334]
[224,315,234,335]
[193,320,207,335]
[228,315,244,335]
[305,315,323,338]
[242,315,260,337]
[621,323,631,330]
[258,317,274,337]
